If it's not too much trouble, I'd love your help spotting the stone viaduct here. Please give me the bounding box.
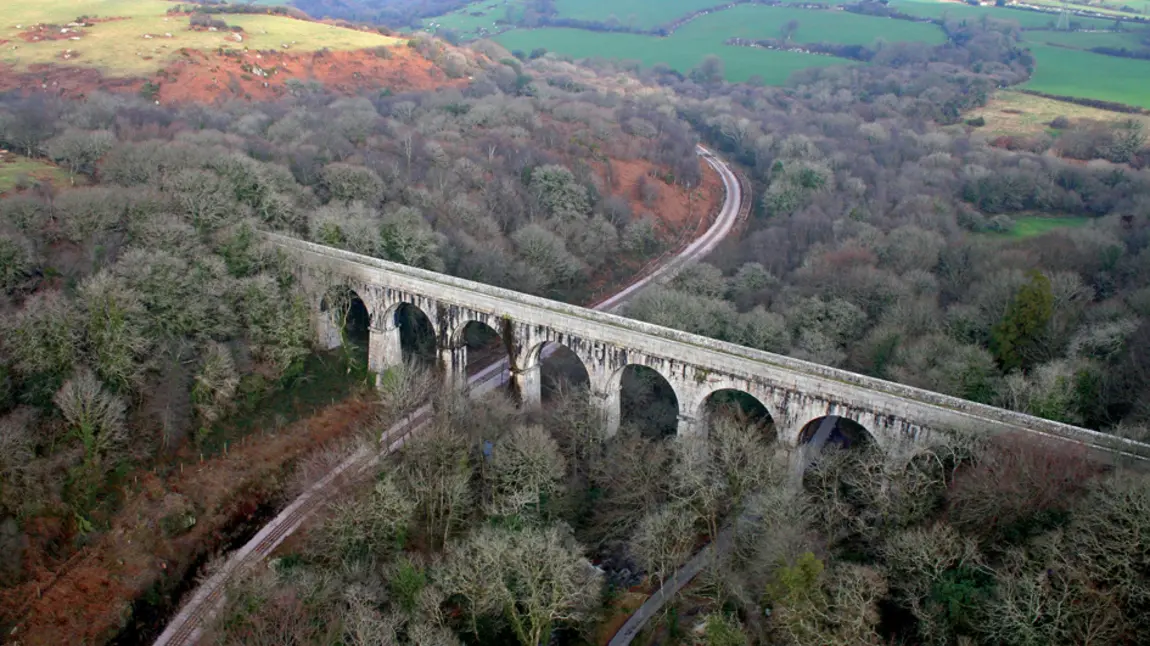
[266,232,1150,466]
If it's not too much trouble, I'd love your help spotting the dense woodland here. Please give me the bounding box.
[0,7,1149,646]
[207,376,1150,646]
[0,42,698,624]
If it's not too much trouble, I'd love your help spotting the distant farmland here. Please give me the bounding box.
[552,0,724,29]
[495,28,852,83]
[1023,29,1147,49]
[1023,44,1150,108]
[447,0,1150,108]
[672,4,947,46]
[888,0,1117,29]
[493,3,952,84]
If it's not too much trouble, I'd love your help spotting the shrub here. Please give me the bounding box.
[946,434,1099,547]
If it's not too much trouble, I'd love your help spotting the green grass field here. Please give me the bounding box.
[1,0,401,76]
[996,215,1092,238]
[493,3,951,85]
[770,0,858,5]
[0,155,72,194]
[1024,43,1150,108]
[890,0,1118,28]
[423,0,523,37]
[1024,28,1146,49]
[1026,0,1149,19]
[428,0,877,38]
[496,27,853,82]
[553,0,726,29]
[673,4,947,45]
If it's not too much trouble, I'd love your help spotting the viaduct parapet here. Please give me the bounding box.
[266,232,1150,467]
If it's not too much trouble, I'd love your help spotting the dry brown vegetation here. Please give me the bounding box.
[968,90,1150,138]
[1,395,376,645]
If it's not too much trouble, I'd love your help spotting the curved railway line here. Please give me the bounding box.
[152,144,747,646]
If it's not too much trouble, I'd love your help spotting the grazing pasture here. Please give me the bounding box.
[673,4,947,45]
[1026,0,1150,19]
[1023,28,1147,49]
[423,0,520,36]
[495,27,853,82]
[0,0,400,76]
[1023,43,1150,108]
[889,0,1117,29]
[552,0,725,29]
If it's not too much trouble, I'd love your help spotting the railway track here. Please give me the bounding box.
[152,144,745,646]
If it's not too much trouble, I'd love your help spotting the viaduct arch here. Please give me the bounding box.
[277,232,1150,467]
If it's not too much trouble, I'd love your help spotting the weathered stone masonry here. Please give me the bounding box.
[270,232,1150,467]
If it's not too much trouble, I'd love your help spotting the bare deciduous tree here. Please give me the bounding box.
[192,342,240,432]
[629,502,697,587]
[439,524,602,646]
[397,421,473,550]
[980,549,1127,646]
[881,524,986,644]
[3,289,82,390]
[78,271,152,393]
[310,473,414,568]
[589,431,672,544]
[45,129,115,185]
[486,424,566,519]
[377,359,438,438]
[54,368,127,474]
[0,408,36,515]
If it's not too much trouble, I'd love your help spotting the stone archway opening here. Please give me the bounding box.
[459,320,505,376]
[702,389,776,443]
[620,365,678,439]
[796,415,880,523]
[321,287,371,369]
[394,303,436,367]
[798,415,872,452]
[540,342,590,403]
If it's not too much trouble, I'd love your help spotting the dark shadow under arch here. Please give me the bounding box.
[322,287,370,369]
[620,365,678,439]
[394,303,436,367]
[459,320,504,376]
[798,415,872,451]
[540,342,591,403]
[702,389,776,443]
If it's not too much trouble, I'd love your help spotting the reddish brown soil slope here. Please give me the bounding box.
[0,46,461,102]
[155,47,465,103]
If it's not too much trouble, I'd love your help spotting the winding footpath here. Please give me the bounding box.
[152,145,747,646]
